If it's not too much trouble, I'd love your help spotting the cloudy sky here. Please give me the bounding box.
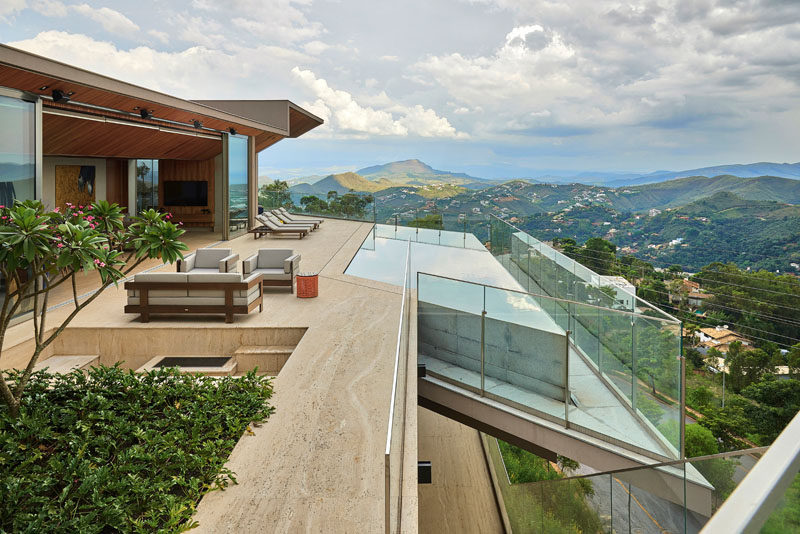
[2,0,799,179]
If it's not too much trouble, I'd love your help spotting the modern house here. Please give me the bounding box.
[0,44,322,236]
[1,44,798,534]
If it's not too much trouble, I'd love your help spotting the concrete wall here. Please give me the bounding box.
[42,156,107,210]
[418,301,567,401]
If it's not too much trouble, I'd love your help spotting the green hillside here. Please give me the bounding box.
[519,192,800,271]
[608,175,800,212]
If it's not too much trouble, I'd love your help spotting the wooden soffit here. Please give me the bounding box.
[43,109,222,160]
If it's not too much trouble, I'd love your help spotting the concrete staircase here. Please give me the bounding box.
[34,355,99,373]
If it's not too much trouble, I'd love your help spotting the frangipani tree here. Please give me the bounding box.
[0,200,188,417]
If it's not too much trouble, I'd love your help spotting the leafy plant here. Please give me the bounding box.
[0,365,274,533]
[0,200,188,417]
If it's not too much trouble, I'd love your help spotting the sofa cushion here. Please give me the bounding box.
[131,272,188,297]
[257,249,293,268]
[194,248,233,269]
[187,272,242,284]
[186,267,220,275]
[253,267,290,281]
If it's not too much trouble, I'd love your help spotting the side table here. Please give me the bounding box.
[296,272,319,298]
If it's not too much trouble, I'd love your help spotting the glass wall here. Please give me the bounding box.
[135,159,159,213]
[0,94,36,204]
[0,91,38,319]
[227,134,249,238]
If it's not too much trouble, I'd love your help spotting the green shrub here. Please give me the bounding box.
[0,365,274,533]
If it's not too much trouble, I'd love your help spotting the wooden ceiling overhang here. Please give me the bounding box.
[0,45,324,160]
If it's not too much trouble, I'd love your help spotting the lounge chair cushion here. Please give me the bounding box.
[257,249,294,268]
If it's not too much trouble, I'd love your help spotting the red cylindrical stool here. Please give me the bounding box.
[296,272,319,298]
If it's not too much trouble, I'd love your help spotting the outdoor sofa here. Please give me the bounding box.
[243,249,301,293]
[124,271,263,323]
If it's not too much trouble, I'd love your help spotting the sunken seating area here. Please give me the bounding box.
[124,271,263,323]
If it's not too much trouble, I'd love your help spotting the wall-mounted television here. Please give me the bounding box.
[163,180,208,206]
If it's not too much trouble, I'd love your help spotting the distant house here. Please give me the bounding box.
[698,326,751,354]
[688,291,711,308]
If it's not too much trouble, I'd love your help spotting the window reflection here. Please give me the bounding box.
[0,94,36,319]
[135,159,159,213]
[228,135,248,237]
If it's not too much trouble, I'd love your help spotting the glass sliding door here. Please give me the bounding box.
[226,134,249,239]
[0,94,36,205]
[0,90,38,320]
[135,159,159,213]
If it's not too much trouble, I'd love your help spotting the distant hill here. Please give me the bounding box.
[602,162,800,187]
[607,175,800,211]
[292,172,391,195]
[356,159,482,184]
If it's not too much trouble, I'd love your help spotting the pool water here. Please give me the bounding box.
[345,224,521,289]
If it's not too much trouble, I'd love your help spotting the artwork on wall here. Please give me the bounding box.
[55,165,96,210]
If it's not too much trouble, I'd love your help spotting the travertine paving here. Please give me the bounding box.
[3,219,418,533]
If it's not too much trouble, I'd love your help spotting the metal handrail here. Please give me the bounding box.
[416,271,682,324]
[488,213,681,324]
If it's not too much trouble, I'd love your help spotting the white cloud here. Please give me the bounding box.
[30,0,67,17]
[291,67,467,139]
[379,55,399,61]
[0,0,26,21]
[70,4,139,35]
[8,31,312,99]
[228,0,323,43]
[147,29,169,44]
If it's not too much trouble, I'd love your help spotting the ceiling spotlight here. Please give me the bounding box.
[229,127,237,136]
[39,85,49,91]
[51,89,70,103]
[140,109,153,119]
[193,120,202,129]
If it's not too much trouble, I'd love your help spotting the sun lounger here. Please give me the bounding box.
[275,207,323,226]
[249,217,307,239]
[259,213,316,232]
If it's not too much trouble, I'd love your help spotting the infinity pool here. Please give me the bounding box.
[345,224,521,289]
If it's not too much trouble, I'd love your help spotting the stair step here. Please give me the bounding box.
[234,345,295,375]
[137,355,237,376]
[34,355,99,374]
[234,345,295,356]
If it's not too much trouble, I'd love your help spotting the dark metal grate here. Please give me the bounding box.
[155,356,231,368]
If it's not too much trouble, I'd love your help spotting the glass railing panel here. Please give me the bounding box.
[483,286,568,414]
[598,304,634,405]
[635,315,683,455]
[259,190,376,222]
[488,448,774,534]
[417,273,485,392]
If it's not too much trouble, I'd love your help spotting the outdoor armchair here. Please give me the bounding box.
[242,248,301,293]
[177,247,239,274]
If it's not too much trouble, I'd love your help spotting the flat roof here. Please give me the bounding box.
[0,44,322,143]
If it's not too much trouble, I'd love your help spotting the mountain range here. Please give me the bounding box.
[278,159,800,191]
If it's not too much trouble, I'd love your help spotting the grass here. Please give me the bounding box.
[0,365,274,534]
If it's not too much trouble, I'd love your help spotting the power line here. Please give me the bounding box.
[521,247,800,313]
[543,246,800,302]
[657,305,799,349]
